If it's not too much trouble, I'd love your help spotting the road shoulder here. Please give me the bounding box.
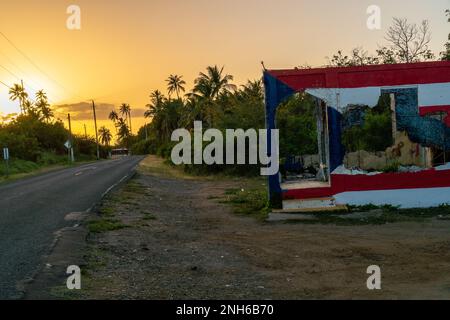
[24,155,450,300]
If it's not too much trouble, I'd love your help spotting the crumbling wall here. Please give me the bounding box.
[344,131,432,170]
[383,88,450,150]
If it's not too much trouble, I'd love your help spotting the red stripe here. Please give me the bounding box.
[419,105,450,127]
[283,168,450,200]
[419,105,450,115]
[268,61,450,90]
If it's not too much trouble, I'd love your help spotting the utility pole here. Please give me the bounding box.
[20,79,24,113]
[129,108,132,135]
[84,124,88,139]
[145,123,148,140]
[92,100,100,160]
[68,113,75,163]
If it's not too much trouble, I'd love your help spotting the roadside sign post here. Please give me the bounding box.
[3,147,10,177]
[92,101,100,160]
[64,140,73,163]
[67,113,75,163]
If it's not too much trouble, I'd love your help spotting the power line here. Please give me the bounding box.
[0,62,38,94]
[0,49,65,102]
[0,31,66,90]
[0,62,21,81]
[0,30,90,103]
[0,79,10,89]
[0,64,39,104]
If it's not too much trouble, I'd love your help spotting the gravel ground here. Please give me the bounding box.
[62,156,450,299]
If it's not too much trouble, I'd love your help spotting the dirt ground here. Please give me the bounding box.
[65,156,450,299]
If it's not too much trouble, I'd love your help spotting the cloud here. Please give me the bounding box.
[53,102,147,121]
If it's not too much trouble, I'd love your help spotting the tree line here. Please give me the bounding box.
[0,84,110,175]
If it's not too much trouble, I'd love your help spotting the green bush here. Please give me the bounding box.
[0,159,40,175]
[0,131,40,161]
[131,139,157,155]
[277,94,318,157]
[342,95,393,153]
[37,152,67,166]
[0,114,67,162]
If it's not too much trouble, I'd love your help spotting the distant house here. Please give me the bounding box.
[264,61,450,210]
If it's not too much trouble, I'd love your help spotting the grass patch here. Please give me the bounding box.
[87,218,128,233]
[142,212,156,221]
[83,247,110,273]
[0,158,40,176]
[120,200,136,205]
[225,188,241,195]
[0,155,97,184]
[98,206,115,217]
[123,181,147,194]
[221,187,270,220]
[49,285,85,300]
[138,155,196,180]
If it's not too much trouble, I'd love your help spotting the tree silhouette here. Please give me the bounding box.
[119,103,132,134]
[166,74,186,100]
[145,90,166,119]
[9,83,28,114]
[188,65,236,127]
[192,65,236,100]
[35,90,53,122]
[98,126,113,147]
[116,117,130,143]
[385,18,434,63]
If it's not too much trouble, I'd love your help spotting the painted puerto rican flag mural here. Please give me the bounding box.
[263,61,450,208]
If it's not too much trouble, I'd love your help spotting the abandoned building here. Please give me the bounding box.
[263,61,450,211]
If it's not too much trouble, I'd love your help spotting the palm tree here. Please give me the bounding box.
[119,103,132,134]
[35,90,53,122]
[40,105,54,123]
[190,65,236,126]
[22,99,35,115]
[9,83,28,113]
[159,99,182,141]
[166,74,186,100]
[116,117,130,143]
[98,126,113,147]
[109,110,119,133]
[35,90,47,102]
[144,90,166,119]
[109,110,119,123]
[192,65,236,100]
[241,80,263,99]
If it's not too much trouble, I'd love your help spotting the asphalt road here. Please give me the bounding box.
[0,156,144,299]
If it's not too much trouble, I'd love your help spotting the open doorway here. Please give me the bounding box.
[277,93,330,191]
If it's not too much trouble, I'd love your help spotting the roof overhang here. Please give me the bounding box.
[266,61,450,91]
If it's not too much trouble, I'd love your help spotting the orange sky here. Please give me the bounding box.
[0,0,449,138]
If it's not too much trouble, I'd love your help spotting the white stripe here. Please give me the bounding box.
[334,186,450,208]
[418,82,450,107]
[306,82,450,111]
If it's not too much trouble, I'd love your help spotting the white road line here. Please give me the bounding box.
[85,174,130,213]
[84,158,139,212]
[101,174,129,199]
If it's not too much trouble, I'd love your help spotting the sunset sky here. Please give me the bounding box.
[0,0,449,137]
